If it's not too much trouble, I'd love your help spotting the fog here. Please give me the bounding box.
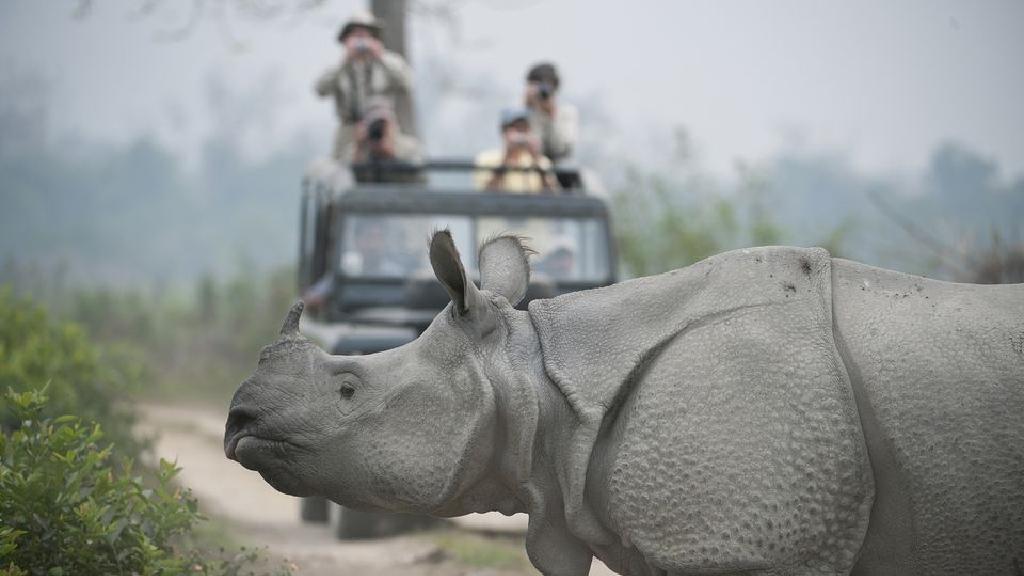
[2,0,1022,174]
[1,0,1022,286]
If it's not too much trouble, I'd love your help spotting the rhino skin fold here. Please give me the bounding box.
[224,231,1024,576]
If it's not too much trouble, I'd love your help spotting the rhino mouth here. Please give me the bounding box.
[230,436,296,467]
[224,405,302,464]
[225,433,271,462]
[229,435,312,497]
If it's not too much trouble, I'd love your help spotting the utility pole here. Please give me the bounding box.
[370,0,408,61]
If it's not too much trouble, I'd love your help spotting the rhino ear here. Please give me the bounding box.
[430,229,481,315]
[478,235,534,307]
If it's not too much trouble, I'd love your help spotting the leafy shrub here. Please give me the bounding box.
[0,388,289,576]
[0,289,144,458]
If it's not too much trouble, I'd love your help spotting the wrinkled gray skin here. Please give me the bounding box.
[225,231,1024,576]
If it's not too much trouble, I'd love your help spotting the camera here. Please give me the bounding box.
[537,83,554,101]
[366,117,388,142]
[507,132,531,150]
[351,37,372,54]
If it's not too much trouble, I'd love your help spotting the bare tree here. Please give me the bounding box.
[71,0,333,42]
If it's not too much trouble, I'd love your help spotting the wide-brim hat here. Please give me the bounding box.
[337,10,382,43]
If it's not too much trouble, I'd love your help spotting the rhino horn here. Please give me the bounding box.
[280,300,305,336]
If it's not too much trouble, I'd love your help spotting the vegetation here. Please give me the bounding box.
[430,531,532,571]
[0,264,295,405]
[0,288,144,457]
[63,267,296,404]
[970,238,1024,284]
[0,81,309,287]
[0,388,290,576]
[613,162,793,278]
[0,293,290,575]
[610,140,1021,279]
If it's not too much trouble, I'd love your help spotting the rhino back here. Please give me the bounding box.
[833,259,1024,575]
[531,247,873,575]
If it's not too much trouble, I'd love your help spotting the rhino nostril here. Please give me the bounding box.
[225,406,260,459]
[226,407,257,437]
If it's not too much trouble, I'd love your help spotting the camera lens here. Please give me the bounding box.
[367,118,387,141]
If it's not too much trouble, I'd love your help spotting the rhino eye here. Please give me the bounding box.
[339,383,356,400]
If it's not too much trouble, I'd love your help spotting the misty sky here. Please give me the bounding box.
[1,0,1022,178]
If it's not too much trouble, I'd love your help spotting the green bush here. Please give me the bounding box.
[0,388,289,576]
[0,289,144,458]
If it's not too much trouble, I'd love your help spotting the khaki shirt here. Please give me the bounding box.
[315,50,417,160]
[474,150,555,194]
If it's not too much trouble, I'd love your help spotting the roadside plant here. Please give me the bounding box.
[0,288,145,458]
[0,388,290,576]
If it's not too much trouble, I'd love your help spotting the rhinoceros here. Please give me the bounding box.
[224,230,1024,576]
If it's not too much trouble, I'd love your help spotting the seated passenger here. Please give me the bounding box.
[538,244,576,281]
[474,108,559,194]
[343,219,408,277]
[352,98,422,183]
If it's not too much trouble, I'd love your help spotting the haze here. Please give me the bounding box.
[2,0,1021,177]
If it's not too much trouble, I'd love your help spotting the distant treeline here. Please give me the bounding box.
[1,265,295,405]
[612,142,1024,282]
[1,98,1021,289]
[0,133,310,286]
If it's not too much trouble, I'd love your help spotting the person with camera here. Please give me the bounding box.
[315,11,418,163]
[524,62,578,165]
[351,98,421,183]
[474,108,559,194]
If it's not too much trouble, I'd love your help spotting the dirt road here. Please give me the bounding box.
[139,403,615,576]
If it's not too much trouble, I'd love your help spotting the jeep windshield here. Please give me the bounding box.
[338,213,611,283]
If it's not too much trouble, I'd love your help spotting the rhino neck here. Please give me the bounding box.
[518,363,598,575]
[435,302,596,573]
[503,305,598,574]
[430,303,545,517]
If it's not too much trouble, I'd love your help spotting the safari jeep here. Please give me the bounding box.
[296,159,618,538]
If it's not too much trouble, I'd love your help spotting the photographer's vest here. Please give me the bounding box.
[324,52,416,161]
[336,61,399,128]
